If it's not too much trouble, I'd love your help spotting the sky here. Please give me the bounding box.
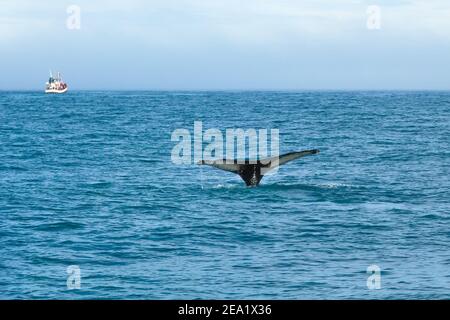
[0,0,449,90]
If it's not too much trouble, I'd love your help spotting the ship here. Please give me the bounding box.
[45,71,68,94]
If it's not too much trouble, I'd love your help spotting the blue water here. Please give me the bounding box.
[0,91,449,299]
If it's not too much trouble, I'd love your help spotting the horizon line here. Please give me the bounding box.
[1,88,450,92]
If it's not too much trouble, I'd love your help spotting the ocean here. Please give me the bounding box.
[0,91,449,299]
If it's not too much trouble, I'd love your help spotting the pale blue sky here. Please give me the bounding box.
[1,0,449,90]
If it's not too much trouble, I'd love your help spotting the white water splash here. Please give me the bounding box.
[212,184,240,190]
[316,182,354,189]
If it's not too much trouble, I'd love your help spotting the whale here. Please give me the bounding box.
[198,149,319,187]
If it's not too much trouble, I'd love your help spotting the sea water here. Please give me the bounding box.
[0,91,449,299]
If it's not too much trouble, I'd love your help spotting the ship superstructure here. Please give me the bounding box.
[45,71,68,93]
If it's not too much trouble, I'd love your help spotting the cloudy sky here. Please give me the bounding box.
[1,0,449,90]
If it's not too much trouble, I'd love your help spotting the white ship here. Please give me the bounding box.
[45,71,68,94]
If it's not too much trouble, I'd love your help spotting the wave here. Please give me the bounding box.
[34,221,85,231]
[258,182,356,191]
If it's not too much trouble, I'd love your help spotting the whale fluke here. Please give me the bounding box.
[198,149,319,187]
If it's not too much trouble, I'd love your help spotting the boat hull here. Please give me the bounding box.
[45,87,68,94]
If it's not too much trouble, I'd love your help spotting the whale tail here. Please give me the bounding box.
[198,149,319,186]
